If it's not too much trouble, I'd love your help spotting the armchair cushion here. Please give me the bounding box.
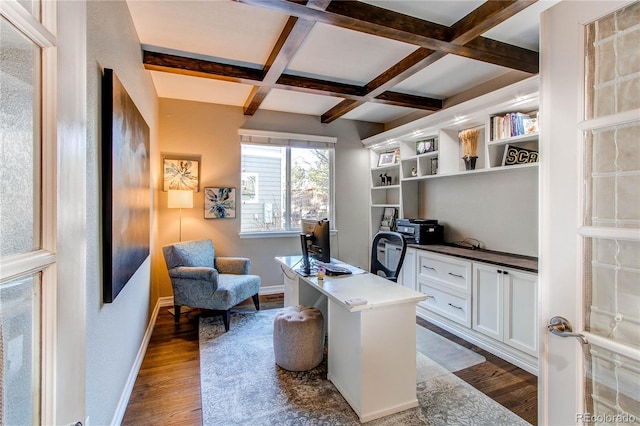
[164,239,215,269]
[168,266,219,282]
[215,257,251,275]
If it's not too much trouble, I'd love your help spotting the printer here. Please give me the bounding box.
[396,218,444,245]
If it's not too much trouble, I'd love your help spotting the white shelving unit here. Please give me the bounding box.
[363,76,540,240]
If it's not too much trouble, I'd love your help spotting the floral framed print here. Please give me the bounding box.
[204,187,236,219]
[163,155,200,192]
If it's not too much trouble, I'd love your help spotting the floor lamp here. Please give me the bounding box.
[168,189,193,242]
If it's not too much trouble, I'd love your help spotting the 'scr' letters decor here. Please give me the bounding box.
[102,68,150,303]
[502,144,539,166]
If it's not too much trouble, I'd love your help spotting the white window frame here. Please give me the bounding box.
[238,129,337,238]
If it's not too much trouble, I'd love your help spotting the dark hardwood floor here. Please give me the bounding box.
[122,294,537,425]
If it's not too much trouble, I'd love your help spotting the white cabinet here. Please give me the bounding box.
[416,250,472,327]
[472,262,537,357]
[398,247,416,290]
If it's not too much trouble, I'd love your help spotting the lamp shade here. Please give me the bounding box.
[168,189,193,209]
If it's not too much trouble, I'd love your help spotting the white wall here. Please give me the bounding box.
[85,1,159,425]
[418,167,538,256]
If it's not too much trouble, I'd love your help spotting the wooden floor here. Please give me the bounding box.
[122,294,537,425]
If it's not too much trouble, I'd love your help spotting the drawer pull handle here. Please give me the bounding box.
[448,272,464,279]
[425,295,436,301]
[448,303,464,310]
[422,266,436,271]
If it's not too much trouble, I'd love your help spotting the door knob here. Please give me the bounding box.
[547,316,588,344]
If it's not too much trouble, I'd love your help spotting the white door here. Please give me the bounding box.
[540,1,640,425]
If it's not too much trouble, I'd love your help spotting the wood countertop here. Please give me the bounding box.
[407,244,538,273]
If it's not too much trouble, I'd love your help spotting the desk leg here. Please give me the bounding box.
[327,300,419,423]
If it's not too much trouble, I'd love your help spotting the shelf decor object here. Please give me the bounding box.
[459,128,480,170]
[416,136,437,155]
[502,144,539,166]
[378,151,397,167]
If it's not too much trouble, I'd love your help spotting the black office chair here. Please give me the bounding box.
[370,231,407,282]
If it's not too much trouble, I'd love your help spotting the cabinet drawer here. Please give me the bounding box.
[417,251,471,294]
[418,281,471,327]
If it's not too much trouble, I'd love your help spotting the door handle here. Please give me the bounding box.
[547,316,588,344]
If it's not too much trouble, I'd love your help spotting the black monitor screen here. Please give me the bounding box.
[300,219,330,273]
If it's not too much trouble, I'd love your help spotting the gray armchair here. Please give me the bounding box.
[162,239,261,331]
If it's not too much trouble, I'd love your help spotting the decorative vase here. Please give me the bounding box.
[463,156,478,170]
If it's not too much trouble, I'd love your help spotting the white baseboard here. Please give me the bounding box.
[111,297,171,425]
[260,285,284,295]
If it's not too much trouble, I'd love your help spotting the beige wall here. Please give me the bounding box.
[85,1,159,424]
[154,99,382,297]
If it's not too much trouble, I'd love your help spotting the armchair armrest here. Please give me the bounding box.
[169,266,219,282]
[215,257,251,275]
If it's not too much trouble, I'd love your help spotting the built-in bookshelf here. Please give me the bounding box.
[363,76,540,240]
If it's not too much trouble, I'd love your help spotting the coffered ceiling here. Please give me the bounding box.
[127,0,559,126]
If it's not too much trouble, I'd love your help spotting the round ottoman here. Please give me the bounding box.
[273,305,325,371]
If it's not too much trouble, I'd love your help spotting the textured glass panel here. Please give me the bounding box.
[585,123,640,228]
[585,1,640,119]
[0,17,41,256]
[586,345,640,422]
[586,238,640,349]
[0,273,40,425]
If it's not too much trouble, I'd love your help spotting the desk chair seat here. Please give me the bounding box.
[371,231,407,282]
[162,239,261,331]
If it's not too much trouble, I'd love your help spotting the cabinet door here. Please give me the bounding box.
[398,248,416,290]
[503,269,537,356]
[472,263,503,341]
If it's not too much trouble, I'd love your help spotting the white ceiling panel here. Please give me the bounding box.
[259,89,344,116]
[127,0,288,65]
[342,102,416,124]
[483,0,561,51]
[150,71,253,106]
[286,22,417,86]
[392,55,510,98]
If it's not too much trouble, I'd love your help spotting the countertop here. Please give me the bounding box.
[407,244,538,273]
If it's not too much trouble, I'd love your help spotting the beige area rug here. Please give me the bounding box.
[199,309,530,426]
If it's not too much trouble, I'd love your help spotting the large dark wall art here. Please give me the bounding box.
[102,68,150,303]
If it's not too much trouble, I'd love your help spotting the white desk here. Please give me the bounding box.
[276,256,427,423]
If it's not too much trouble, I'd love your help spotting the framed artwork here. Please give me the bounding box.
[377,152,396,167]
[204,187,236,219]
[101,68,150,303]
[163,156,200,192]
[416,137,437,155]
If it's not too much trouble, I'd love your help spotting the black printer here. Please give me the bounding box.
[396,219,444,245]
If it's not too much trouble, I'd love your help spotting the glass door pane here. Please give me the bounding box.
[582,2,640,422]
[0,273,41,425]
[0,16,42,257]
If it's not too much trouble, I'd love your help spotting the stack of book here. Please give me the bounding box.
[380,207,397,232]
[490,111,538,141]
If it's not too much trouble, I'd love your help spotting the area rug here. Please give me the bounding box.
[416,325,486,373]
[199,309,530,426]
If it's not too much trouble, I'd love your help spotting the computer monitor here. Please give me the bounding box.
[299,219,331,275]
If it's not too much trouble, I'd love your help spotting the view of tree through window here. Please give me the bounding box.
[241,144,332,233]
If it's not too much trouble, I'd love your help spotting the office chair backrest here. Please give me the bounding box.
[370,231,407,282]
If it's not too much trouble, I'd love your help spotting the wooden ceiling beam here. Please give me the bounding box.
[143,49,441,111]
[244,1,332,115]
[320,1,535,122]
[235,0,539,73]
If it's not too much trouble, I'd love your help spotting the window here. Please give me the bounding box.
[239,131,336,234]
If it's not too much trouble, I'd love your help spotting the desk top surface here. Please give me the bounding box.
[276,256,426,312]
